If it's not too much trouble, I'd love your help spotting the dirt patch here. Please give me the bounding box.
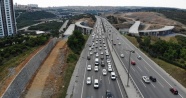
[41,42,68,98]
[21,40,67,98]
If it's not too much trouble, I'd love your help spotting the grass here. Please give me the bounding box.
[124,35,186,88]
[59,50,79,98]
[124,35,139,47]
[0,47,39,81]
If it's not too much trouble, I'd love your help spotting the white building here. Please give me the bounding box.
[0,0,17,37]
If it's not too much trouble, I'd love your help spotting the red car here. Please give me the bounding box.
[170,88,178,95]
[131,61,136,65]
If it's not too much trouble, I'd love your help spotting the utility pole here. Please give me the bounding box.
[127,50,135,87]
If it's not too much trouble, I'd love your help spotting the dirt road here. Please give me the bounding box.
[24,40,66,98]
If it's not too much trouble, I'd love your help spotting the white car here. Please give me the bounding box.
[100,51,104,55]
[90,51,93,55]
[118,42,121,45]
[108,66,113,72]
[107,59,111,63]
[94,79,99,88]
[99,47,102,50]
[87,65,91,71]
[142,76,150,84]
[96,53,99,57]
[117,37,119,40]
[87,77,91,84]
[108,64,112,67]
[120,54,125,58]
[111,72,116,80]
[137,56,142,60]
[94,66,99,72]
[102,69,107,75]
[89,47,92,51]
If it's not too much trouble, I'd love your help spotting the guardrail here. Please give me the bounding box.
[107,36,144,98]
[105,35,129,98]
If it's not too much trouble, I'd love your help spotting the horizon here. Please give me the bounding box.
[14,0,186,9]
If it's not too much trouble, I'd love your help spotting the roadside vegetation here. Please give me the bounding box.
[106,15,118,24]
[27,21,63,37]
[59,30,88,98]
[0,34,50,83]
[16,10,56,29]
[124,34,186,87]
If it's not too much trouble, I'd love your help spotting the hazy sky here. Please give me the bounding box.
[14,0,186,9]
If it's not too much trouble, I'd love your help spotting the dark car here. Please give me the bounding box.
[170,88,178,95]
[149,76,156,82]
[87,55,90,60]
[101,61,105,67]
[106,90,112,98]
[101,55,104,60]
[131,61,136,65]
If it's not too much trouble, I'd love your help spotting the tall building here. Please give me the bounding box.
[0,0,17,37]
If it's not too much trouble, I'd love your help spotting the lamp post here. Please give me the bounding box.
[126,50,135,87]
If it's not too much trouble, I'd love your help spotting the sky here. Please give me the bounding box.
[14,0,186,9]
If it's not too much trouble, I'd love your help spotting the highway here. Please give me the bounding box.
[72,17,127,98]
[101,17,186,98]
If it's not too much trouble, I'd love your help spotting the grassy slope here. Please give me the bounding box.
[124,35,186,87]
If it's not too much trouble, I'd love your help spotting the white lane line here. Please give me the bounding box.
[108,77,110,84]
[121,36,173,88]
[141,80,146,87]
[143,59,172,87]
[80,60,88,98]
[158,81,164,88]
[100,76,102,80]
[143,65,149,72]
[151,83,156,88]
[137,66,142,72]
[102,96,103,98]
[116,79,124,98]
[131,67,135,72]
[178,93,184,98]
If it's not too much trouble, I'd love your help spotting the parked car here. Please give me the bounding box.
[142,76,150,84]
[149,76,156,82]
[170,88,178,95]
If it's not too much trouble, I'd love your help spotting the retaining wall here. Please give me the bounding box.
[2,38,57,98]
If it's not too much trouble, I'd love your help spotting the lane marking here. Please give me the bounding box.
[108,77,110,84]
[131,67,135,72]
[137,66,142,72]
[80,60,88,98]
[120,35,173,88]
[102,96,103,98]
[100,76,102,80]
[141,80,146,87]
[151,83,156,88]
[116,79,124,98]
[143,65,149,72]
[158,81,164,88]
[179,93,184,98]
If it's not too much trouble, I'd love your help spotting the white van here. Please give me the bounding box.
[111,72,116,80]
[94,79,99,88]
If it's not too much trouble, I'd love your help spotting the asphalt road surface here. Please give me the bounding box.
[101,17,186,98]
[73,16,127,98]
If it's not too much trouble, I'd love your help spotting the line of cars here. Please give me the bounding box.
[86,28,117,94]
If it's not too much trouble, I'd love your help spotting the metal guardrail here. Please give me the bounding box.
[107,35,144,98]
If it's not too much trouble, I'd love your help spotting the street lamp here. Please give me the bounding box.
[125,49,135,87]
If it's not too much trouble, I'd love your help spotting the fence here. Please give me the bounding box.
[2,38,57,98]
